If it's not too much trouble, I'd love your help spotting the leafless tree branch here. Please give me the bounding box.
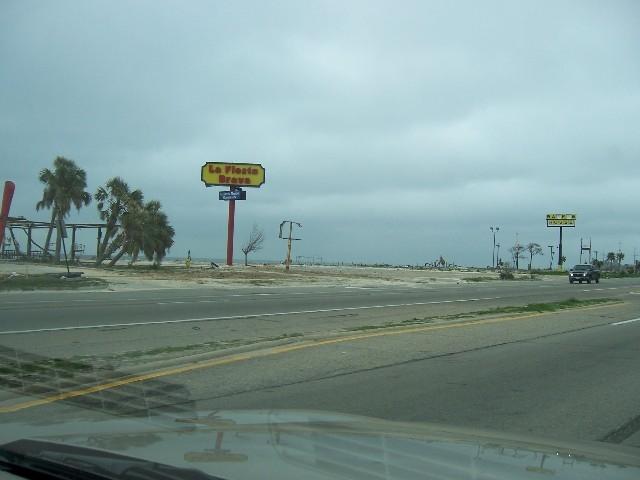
[241,224,265,265]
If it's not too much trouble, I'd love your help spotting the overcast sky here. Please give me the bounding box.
[2,0,639,267]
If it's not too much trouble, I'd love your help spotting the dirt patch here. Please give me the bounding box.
[0,260,543,291]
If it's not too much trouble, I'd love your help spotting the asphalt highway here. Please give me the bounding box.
[2,276,639,334]
[1,276,640,451]
[1,276,639,361]
[175,293,640,447]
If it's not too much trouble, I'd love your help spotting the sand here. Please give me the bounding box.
[0,259,503,292]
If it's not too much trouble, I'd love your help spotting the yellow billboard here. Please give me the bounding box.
[201,162,265,188]
[546,213,576,227]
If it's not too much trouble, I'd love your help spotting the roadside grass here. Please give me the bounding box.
[602,271,640,279]
[0,273,109,291]
[463,275,541,282]
[514,274,541,281]
[0,358,92,376]
[86,332,306,363]
[533,269,640,278]
[0,332,308,387]
[530,269,567,276]
[343,297,617,332]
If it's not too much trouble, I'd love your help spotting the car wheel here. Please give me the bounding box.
[569,279,574,284]
[587,278,592,284]
[596,278,600,284]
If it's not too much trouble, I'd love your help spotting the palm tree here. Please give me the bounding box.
[616,251,625,267]
[525,242,543,270]
[108,200,174,267]
[138,200,175,267]
[36,157,91,261]
[606,252,616,269]
[94,177,144,265]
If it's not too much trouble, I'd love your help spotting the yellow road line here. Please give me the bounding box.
[0,302,623,414]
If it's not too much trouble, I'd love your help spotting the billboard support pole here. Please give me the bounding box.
[226,187,236,266]
[558,227,563,269]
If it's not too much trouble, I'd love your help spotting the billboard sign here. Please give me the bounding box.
[201,162,265,188]
[546,213,576,227]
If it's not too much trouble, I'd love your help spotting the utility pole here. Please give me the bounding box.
[279,220,302,272]
[496,243,500,267]
[490,226,499,269]
[579,237,591,264]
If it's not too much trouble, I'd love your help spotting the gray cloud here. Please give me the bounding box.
[2,0,639,266]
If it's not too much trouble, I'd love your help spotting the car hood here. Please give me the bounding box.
[1,410,639,479]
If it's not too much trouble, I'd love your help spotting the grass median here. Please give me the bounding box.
[344,297,618,332]
[0,273,109,291]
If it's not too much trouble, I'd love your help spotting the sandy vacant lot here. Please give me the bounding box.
[0,260,507,291]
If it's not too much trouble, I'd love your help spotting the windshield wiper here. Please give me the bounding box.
[0,439,227,480]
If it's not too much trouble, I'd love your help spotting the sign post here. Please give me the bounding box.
[226,189,235,266]
[546,214,576,270]
[201,163,265,266]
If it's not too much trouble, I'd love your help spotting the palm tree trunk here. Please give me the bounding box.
[43,209,56,256]
[55,224,62,262]
[244,252,248,266]
[129,247,139,266]
[108,246,128,267]
[101,231,126,267]
[96,219,118,265]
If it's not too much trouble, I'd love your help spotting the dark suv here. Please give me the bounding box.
[568,264,600,284]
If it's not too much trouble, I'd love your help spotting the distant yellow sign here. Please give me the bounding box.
[546,213,576,227]
[201,162,265,188]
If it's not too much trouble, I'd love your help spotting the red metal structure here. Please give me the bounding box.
[0,181,16,248]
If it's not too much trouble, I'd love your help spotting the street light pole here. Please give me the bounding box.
[548,245,554,270]
[490,226,499,269]
[496,243,500,267]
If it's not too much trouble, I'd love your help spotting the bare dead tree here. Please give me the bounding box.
[241,224,265,266]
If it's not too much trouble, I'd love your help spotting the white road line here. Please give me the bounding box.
[611,318,640,326]
[0,296,503,335]
[3,300,66,304]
